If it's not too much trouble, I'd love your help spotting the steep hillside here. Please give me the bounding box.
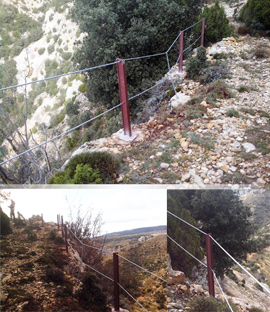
[0,216,90,311]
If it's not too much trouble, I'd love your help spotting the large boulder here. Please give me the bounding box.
[168,270,185,285]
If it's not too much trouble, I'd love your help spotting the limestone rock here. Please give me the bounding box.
[168,271,185,285]
[170,92,191,107]
[242,143,256,153]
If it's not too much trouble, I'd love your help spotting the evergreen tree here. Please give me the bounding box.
[196,1,234,46]
[190,190,256,277]
[167,190,204,275]
[240,0,270,31]
[72,0,202,111]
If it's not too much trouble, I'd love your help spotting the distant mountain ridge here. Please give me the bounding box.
[103,225,167,237]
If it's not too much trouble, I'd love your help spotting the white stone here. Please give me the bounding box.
[160,162,170,169]
[170,92,191,108]
[181,173,191,182]
[242,143,256,153]
[153,178,163,184]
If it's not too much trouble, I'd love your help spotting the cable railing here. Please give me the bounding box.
[57,214,166,312]
[167,209,270,312]
[0,18,205,179]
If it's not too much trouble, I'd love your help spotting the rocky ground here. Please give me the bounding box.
[167,254,270,312]
[70,34,270,187]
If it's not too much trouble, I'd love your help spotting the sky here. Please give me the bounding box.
[1,187,167,235]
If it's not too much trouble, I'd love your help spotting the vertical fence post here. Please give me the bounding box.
[113,252,120,312]
[64,224,68,253]
[206,234,215,297]
[41,213,44,227]
[200,18,205,46]
[57,214,59,231]
[179,31,184,72]
[116,58,132,137]
[61,215,64,238]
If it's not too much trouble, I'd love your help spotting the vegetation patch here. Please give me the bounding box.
[48,151,121,184]
[245,126,270,155]
[189,295,240,312]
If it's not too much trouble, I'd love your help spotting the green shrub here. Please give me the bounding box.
[189,295,240,312]
[68,115,80,128]
[47,44,55,54]
[66,100,79,116]
[79,110,93,125]
[196,1,234,46]
[201,64,229,83]
[206,80,232,99]
[49,109,65,128]
[66,130,80,151]
[78,83,88,93]
[226,108,239,117]
[186,46,209,80]
[38,47,45,55]
[49,164,103,184]
[73,164,103,184]
[0,209,12,236]
[48,151,121,184]
[76,272,110,312]
[240,0,270,31]
[72,0,202,111]
[62,52,72,60]
[66,152,120,180]
[45,267,65,284]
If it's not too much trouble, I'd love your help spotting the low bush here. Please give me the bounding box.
[226,108,239,117]
[48,151,121,184]
[45,267,65,284]
[201,64,229,84]
[189,295,240,312]
[47,44,55,54]
[66,152,121,181]
[76,272,110,312]
[66,130,80,151]
[38,47,46,55]
[50,164,103,184]
[186,46,209,80]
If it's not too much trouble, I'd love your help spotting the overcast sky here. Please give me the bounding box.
[1,187,166,235]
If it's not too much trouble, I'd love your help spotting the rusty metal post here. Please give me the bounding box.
[116,58,132,137]
[206,234,215,297]
[179,31,184,72]
[201,18,205,46]
[113,252,120,312]
[64,224,68,253]
[61,215,64,238]
[57,214,60,231]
